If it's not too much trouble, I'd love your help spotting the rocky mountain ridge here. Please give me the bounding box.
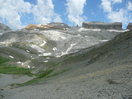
[0,23,11,33]
[24,22,69,30]
[0,23,126,59]
[0,22,132,99]
[82,22,122,30]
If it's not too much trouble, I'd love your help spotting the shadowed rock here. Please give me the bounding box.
[127,23,132,30]
[48,22,70,29]
[82,22,122,30]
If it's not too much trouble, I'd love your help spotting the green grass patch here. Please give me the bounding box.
[0,65,33,76]
[12,69,54,87]
[48,69,67,77]
[0,56,9,64]
[0,56,33,76]
[11,69,67,87]
[0,57,67,87]
[35,69,54,78]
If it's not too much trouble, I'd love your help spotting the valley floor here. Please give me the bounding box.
[0,64,132,99]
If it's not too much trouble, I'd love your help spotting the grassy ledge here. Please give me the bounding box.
[0,56,9,64]
[0,65,33,76]
[0,56,33,76]
[14,69,54,87]
[0,56,67,87]
[11,69,67,87]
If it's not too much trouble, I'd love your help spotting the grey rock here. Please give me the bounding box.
[82,22,122,30]
[0,27,122,58]
[127,23,132,30]
[0,23,11,32]
[47,22,70,29]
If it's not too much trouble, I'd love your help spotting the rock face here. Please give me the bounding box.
[0,23,11,32]
[82,22,122,30]
[0,22,125,60]
[24,24,54,30]
[0,26,123,59]
[48,22,70,29]
[24,23,69,30]
[127,23,132,30]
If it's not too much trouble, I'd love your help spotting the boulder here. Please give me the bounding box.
[127,23,132,30]
[82,22,122,30]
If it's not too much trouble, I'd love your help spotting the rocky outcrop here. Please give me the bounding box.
[48,22,70,29]
[127,23,132,30]
[82,22,122,30]
[0,23,11,32]
[24,23,69,30]
[24,24,54,30]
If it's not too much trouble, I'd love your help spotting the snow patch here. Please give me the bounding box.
[30,44,45,53]
[61,36,66,40]
[39,53,52,56]
[53,47,57,51]
[43,53,51,56]
[17,61,22,64]
[9,55,14,59]
[61,43,77,56]
[107,29,125,32]
[100,40,109,42]
[17,61,24,66]
[40,41,47,47]
[78,28,101,32]
[26,50,30,53]
[44,60,48,62]
[17,61,31,68]
[27,65,30,68]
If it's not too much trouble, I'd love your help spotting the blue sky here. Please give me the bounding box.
[0,0,131,29]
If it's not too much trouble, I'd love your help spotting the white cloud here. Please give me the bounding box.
[66,0,87,26]
[108,9,128,22]
[0,0,31,29]
[101,0,131,27]
[111,0,122,4]
[101,0,123,12]
[0,0,62,29]
[32,0,62,24]
[128,1,132,11]
[101,0,112,12]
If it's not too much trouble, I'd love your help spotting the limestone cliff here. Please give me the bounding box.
[82,22,122,30]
